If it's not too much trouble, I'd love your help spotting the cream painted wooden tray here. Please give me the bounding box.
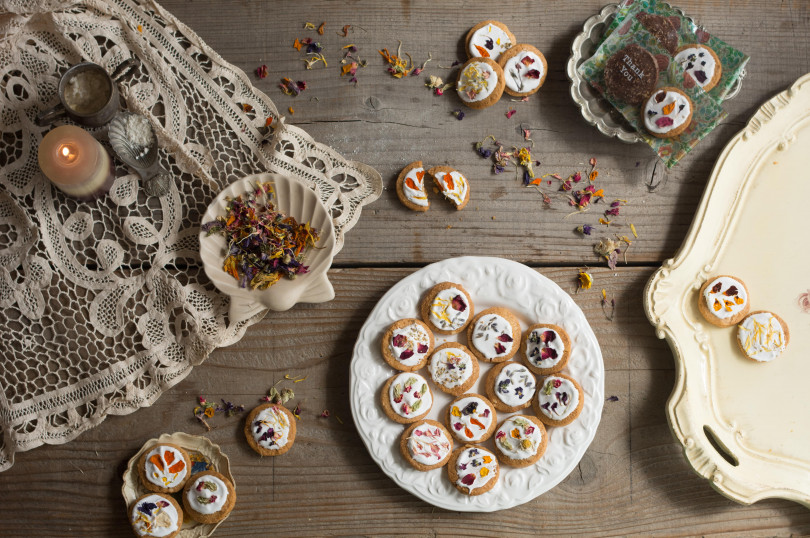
[645,72,810,507]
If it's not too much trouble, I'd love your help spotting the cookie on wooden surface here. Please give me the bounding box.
[400,419,454,471]
[381,371,433,424]
[244,403,297,456]
[427,342,479,395]
[522,323,571,375]
[697,275,750,327]
[736,310,789,362]
[381,318,434,372]
[447,445,500,496]
[467,307,521,363]
[427,166,471,210]
[456,57,505,109]
[129,492,183,538]
[137,442,191,494]
[533,373,585,427]
[497,44,547,97]
[464,20,515,61]
[396,161,430,211]
[485,361,537,412]
[641,87,693,138]
[419,281,474,335]
[445,393,497,444]
[493,414,548,468]
[182,470,236,524]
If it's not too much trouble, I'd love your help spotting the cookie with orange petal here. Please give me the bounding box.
[137,443,191,493]
[396,161,430,211]
[465,21,515,61]
[427,166,470,210]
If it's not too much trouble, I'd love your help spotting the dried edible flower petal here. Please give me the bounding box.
[578,270,593,290]
[505,108,516,119]
[338,25,351,37]
[256,64,268,79]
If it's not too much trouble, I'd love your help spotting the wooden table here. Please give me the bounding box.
[3,1,810,535]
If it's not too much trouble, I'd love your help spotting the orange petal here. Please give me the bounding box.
[444,173,455,191]
[474,45,490,58]
[149,454,164,471]
[464,426,473,438]
[662,102,675,115]
[416,170,425,181]
[713,299,722,311]
[405,177,418,191]
[167,460,185,474]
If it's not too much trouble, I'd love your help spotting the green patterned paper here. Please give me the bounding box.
[603,0,749,103]
[578,18,727,168]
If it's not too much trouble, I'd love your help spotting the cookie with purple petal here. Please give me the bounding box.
[381,372,433,424]
[427,342,479,396]
[400,419,454,471]
[485,361,537,413]
[381,318,434,372]
[467,307,521,363]
[533,373,585,427]
[465,20,515,61]
[522,323,571,375]
[447,445,500,496]
[419,281,474,335]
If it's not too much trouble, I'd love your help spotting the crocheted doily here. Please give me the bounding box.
[0,0,382,471]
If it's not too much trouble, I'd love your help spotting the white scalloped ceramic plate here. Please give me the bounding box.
[349,256,604,512]
[645,73,810,507]
[121,432,234,537]
[200,173,336,323]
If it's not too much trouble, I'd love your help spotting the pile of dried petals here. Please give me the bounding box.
[193,396,245,431]
[279,78,307,97]
[201,182,320,290]
[340,44,367,84]
[379,42,413,78]
[426,75,453,96]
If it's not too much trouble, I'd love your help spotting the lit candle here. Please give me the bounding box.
[38,125,114,199]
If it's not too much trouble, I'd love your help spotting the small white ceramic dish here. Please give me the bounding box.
[645,72,810,507]
[200,173,336,323]
[121,432,234,537]
[349,256,604,512]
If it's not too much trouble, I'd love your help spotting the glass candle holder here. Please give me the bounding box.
[37,125,115,199]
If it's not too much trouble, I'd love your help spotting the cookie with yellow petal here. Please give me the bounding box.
[697,275,750,327]
[447,445,500,496]
[137,443,191,493]
[427,166,470,210]
[465,20,515,61]
[396,161,429,211]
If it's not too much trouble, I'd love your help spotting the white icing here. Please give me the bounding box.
[389,372,432,418]
[525,327,565,369]
[143,445,188,490]
[643,90,691,134]
[407,423,452,465]
[131,494,180,538]
[495,416,543,461]
[738,312,787,362]
[449,396,494,442]
[401,167,428,207]
[435,171,468,207]
[503,51,545,94]
[536,377,580,421]
[428,287,470,330]
[457,61,498,103]
[468,24,512,60]
[389,322,431,367]
[674,46,718,89]
[493,363,536,407]
[703,276,748,320]
[471,313,514,360]
[186,474,229,515]
[252,406,291,449]
[454,446,498,492]
[428,346,474,389]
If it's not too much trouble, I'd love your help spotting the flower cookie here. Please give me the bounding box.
[467,307,521,363]
[698,275,750,327]
[446,393,497,444]
[396,161,429,212]
[493,415,548,468]
[182,470,236,524]
[447,445,500,496]
[130,492,183,538]
[456,57,505,110]
[533,373,585,427]
[674,44,722,92]
[497,44,547,98]
[427,166,470,210]
[642,87,693,138]
[381,318,434,372]
[604,44,659,106]
[244,403,297,456]
[381,372,433,424]
[400,419,454,471]
[420,281,474,335]
[636,12,679,54]
[137,443,191,494]
[736,311,789,362]
[485,361,537,412]
[427,342,479,395]
[465,21,514,61]
[523,323,571,375]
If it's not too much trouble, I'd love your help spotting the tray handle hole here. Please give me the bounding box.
[703,425,739,467]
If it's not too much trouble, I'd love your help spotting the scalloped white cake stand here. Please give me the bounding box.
[645,72,810,507]
[349,256,604,512]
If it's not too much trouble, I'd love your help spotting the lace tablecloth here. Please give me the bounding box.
[0,0,382,471]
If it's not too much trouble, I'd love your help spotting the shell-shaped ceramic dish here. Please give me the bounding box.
[200,173,336,323]
[644,72,810,507]
[108,111,157,169]
[121,432,234,537]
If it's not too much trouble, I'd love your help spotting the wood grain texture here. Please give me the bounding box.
[4,0,810,536]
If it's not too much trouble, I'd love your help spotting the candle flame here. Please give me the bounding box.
[57,143,78,164]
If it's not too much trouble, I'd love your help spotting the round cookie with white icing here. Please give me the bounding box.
[674,44,722,92]
[381,318,434,372]
[485,361,537,413]
[395,160,429,212]
[427,342,479,396]
[642,87,693,138]
[244,403,297,456]
[736,310,789,363]
[182,470,236,524]
[137,443,191,494]
[427,166,470,210]
[523,323,571,375]
[381,372,433,424]
[456,57,505,110]
[493,414,548,468]
[445,393,497,444]
[497,44,547,97]
[533,373,585,427]
[447,445,500,496]
[467,307,521,363]
[400,419,454,471]
[130,492,183,538]
[465,20,515,61]
[698,275,750,327]
[420,281,474,335]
